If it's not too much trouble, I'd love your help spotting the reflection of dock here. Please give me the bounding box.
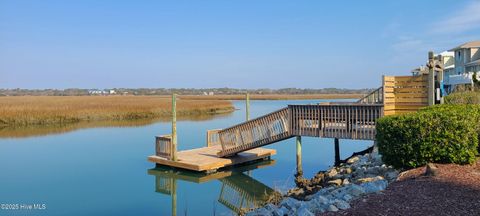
[148,159,278,215]
[219,173,277,214]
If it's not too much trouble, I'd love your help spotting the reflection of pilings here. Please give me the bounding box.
[334,138,340,166]
[171,178,177,216]
[149,160,276,216]
[218,173,277,214]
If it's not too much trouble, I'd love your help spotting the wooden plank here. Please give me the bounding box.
[148,146,276,172]
[385,98,428,103]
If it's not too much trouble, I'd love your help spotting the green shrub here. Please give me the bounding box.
[376,105,480,169]
[444,91,480,104]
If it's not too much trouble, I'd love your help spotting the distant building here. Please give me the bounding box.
[208,92,214,96]
[109,89,116,94]
[446,40,480,87]
[88,89,108,95]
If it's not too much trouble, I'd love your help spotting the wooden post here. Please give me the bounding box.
[296,136,302,175]
[171,93,177,161]
[437,55,444,104]
[334,138,340,166]
[428,51,435,106]
[246,93,250,121]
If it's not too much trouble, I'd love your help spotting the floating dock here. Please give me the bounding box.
[148,145,276,172]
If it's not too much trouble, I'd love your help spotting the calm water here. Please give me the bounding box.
[0,100,372,216]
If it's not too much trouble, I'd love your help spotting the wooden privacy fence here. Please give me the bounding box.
[383,75,429,116]
[289,104,383,140]
[155,135,173,160]
[217,108,291,157]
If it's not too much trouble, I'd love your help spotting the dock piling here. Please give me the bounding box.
[172,93,178,161]
[296,136,302,175]
[246,93,250,121]
[334,138,340,166]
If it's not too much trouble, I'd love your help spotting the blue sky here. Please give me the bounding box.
[1,0,480,89]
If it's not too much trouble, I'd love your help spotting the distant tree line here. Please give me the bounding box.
[0,87,374,96]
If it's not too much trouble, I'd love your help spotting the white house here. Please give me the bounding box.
[446,40,480,87]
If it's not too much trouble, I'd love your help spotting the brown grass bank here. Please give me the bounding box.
[0,96,235,127]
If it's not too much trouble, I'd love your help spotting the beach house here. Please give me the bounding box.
[446,40,480,89]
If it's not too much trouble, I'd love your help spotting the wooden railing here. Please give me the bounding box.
[155,135,172,160]
[289,104,383,140]
[217,104,383,157]
[206,129,222,147]
[217,108,291,157]
[357,86,384,104]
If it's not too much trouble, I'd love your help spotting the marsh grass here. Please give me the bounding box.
[0,96,234,127]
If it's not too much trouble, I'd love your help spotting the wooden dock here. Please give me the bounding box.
[149,74,432,172]
[148,145,275,172]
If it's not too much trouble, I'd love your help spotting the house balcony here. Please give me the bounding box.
[446,72,479,85]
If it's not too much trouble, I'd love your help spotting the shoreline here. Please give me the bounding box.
[246,150,400,215]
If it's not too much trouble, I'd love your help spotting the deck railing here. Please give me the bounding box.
[155,135,173,160]
[357,86,384,104]
[217,108,291,157]
[217,104,384,157]
[289,104,383,140]
[206,129,222,147]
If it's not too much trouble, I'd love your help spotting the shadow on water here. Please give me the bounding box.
[148,159,281,216]
[0,112,233,138]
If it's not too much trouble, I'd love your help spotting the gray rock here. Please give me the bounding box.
[326,169,338,178]
[272,206,288,216]
[280,197,299,210]
[327,179,343,186]
[247,207,273,216]
[343,194,353,201]
[361,179,388,193]
[296,206,315,216]
[346,156,359,164]
[264,203,277,212]
[357,176,384,183]
[384,170,399,181]
[327,204,339,212]
[333,199,351,210]
[345,184,366,197]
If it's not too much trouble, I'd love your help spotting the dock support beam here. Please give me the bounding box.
[296,136,302,175]
[172,93,178,161]
[334,138,340,166]
[246,93,250,121]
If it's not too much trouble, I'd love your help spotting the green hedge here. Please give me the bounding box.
[376,105,480,169]
[444,91,480,104]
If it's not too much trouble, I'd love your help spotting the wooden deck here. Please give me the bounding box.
[148,145,276,172]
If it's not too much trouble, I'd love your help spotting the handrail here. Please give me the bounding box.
[155,134,173,160]
[356,86,383,104]
[217,108,291,157]
[206,129,222,147]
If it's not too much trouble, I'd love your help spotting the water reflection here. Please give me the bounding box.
[0,112,233,138]
[148,160,280,215]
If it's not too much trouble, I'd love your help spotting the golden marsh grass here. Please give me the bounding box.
[0,96,235,127]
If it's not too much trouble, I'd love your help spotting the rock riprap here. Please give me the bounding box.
[246,151,398,216]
